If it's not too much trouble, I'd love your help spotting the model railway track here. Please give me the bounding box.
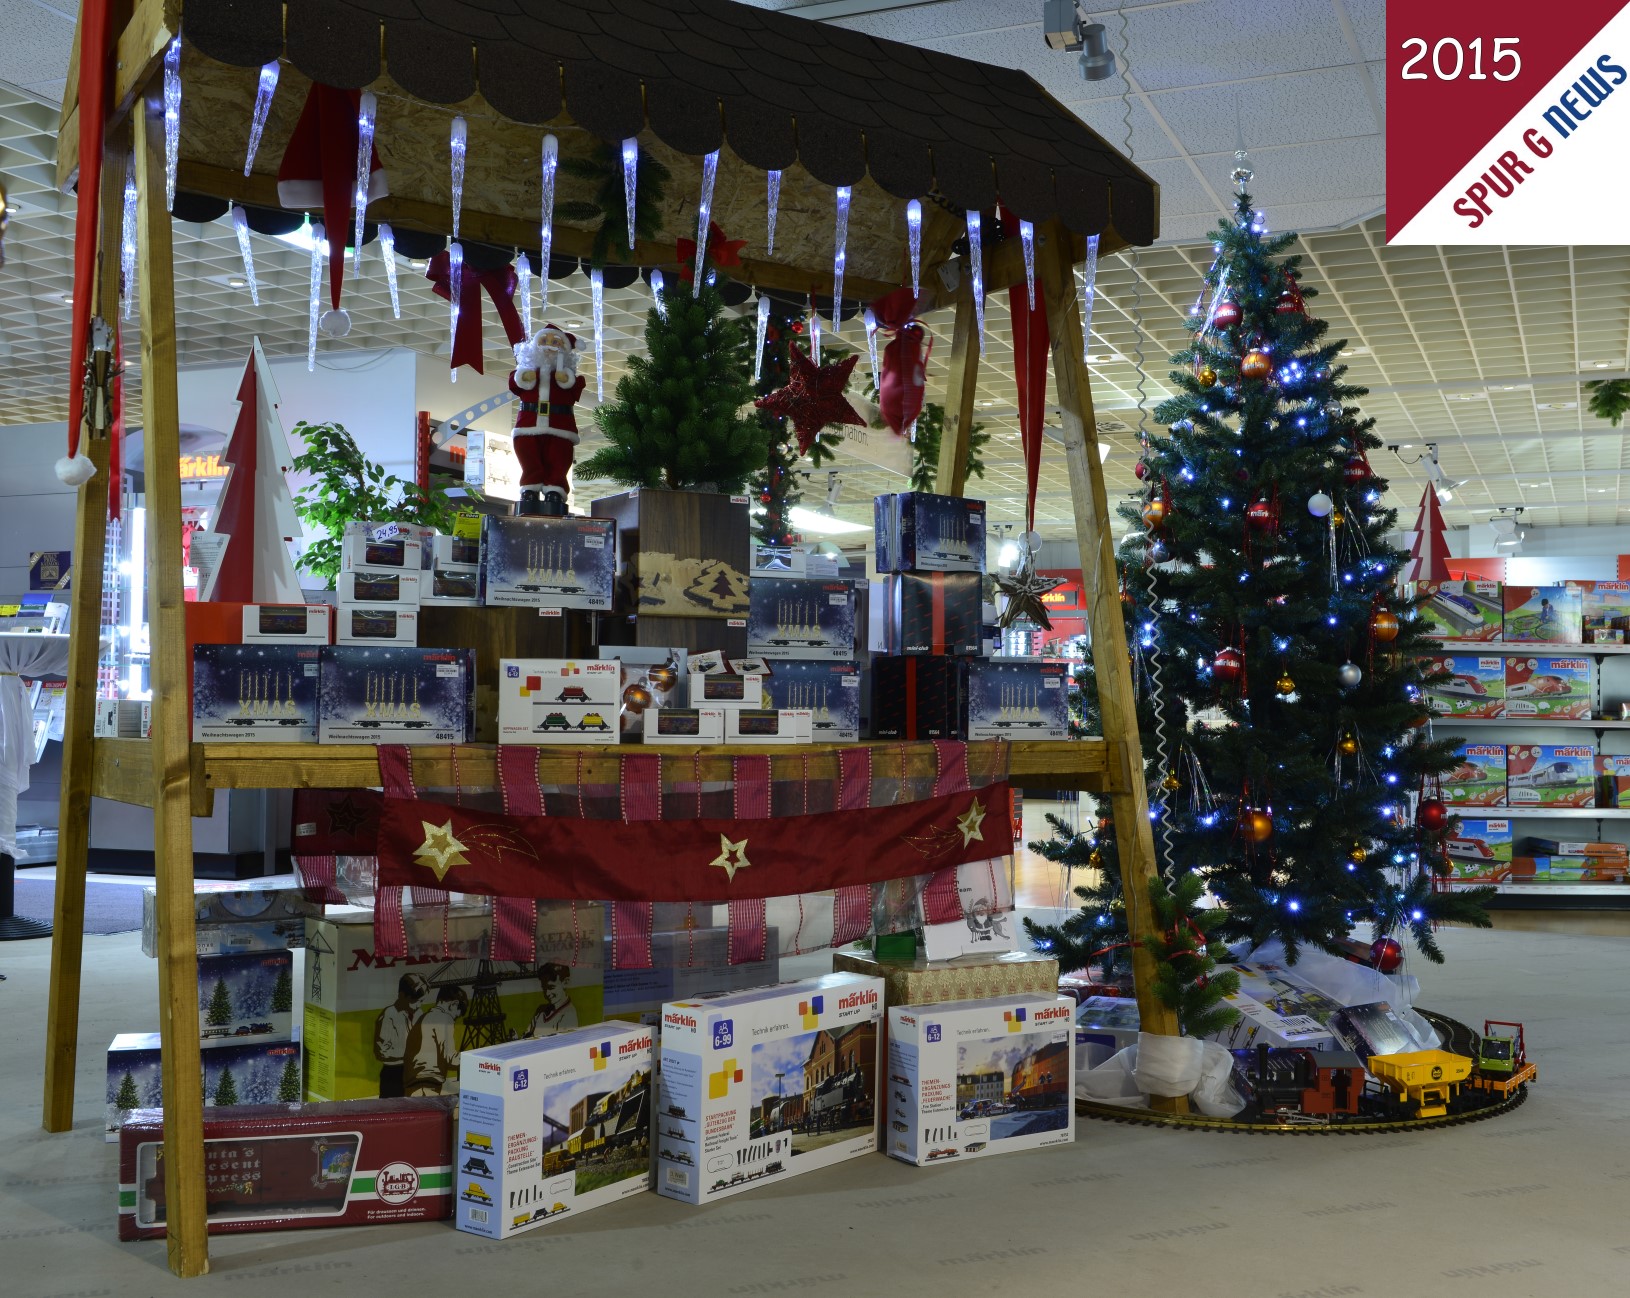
[1074,1011,1531,1134]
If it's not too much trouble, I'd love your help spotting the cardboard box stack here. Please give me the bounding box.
[337,520,429,645]
[686,653,811,744]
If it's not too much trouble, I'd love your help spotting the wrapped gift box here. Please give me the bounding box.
[1507,742,1595,807]
[106,1031,302,1140]
[760,661,861,742]
[747,577,857,660]
[1444,743,1507,809]
[871,572,982,656]
[874,492,987,574]
[481,514,617,611]
[965,659,1069,739]
[1409,580,1502,642]
[1422,654,1504,719]
[1505,655,1593,720]
[193,644,321,742]
[1503,584,1583,643]
[317,646,469,744]
[832,950,1059,1007]
[871,655,967,740]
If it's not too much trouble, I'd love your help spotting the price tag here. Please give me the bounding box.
[370,522,401,542]
[452,513,483,540]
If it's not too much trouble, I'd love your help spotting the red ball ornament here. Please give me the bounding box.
[1134,459,1149,481]
[1212,647,1244,686]
[1418,796,1448,832]
[1213,299,1241,328]
[1235,467,1250,483]
[1370,609,1400,642]
[1245,498,1277,532]
[1240,809,1274,843]
[1342,455,1373,488]
[1369,937,1403,974]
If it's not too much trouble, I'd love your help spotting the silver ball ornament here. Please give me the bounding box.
[1338,662,1363,689]
[1308,492,1334,518]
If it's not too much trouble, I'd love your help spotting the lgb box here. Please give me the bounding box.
[118,1098,455,1239]
[965,659,1069,739]
[317,646,469,744]
[497,657,622,745]
[1505,655,1594,719]
[747,577,857,660]
[1071,996,1142,1072]
[106,1031,302,1141]
[241,603,332,644]
[654,973,883,1205]
[198,950,294,1049]
[1446,819,1513,883]
[760,661,861,742]
[301,905,604,1102]
[337,568,422,606]
[874,492,987,574]
[603,928,781,1017]
[1422,654,1504,719]
[334,605,419,646]
[1209,962,1340,1053]
[455,1022,654,1240]
[1503,584,1583,643]
[193,644,321,742]
[482,514,617,611]
[1506,743,1596,807]
[1444,743,1507,808]
[885,996,1074,1167]
[1409,580,1502,642]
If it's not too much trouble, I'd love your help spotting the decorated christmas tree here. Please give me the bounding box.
[277,1055,301,1102]
[114,1070,141,1112]
[206,976,234,1027]
[752,301,807,545]
[271,966,293,1015]
[213,1066,239,1107]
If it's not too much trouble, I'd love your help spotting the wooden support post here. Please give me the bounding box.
[135,97,209,1277]
[935,270,982,496]
[43,125,127,1134]
[1037,221,1186,1110]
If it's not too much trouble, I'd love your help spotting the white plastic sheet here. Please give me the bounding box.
[0,633,70,857]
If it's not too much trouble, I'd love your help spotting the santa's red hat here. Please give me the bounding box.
[536,322,579,351]
[277,84,388,322]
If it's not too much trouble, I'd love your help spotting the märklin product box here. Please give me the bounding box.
[871,572,982,656]
[1505,655,1594,719]
[1506,743,1596,807]
[643,708,726,744]
[334,606,420,646]
[1072,995,1142,1072]
[760,661,861,742]
[1523,837,1628,864]
[337,568,423,606]
[1208,962,1341,1052]
[1509,855,1627,882]
[886,996,1073,1166]
[1444,743,1507,808]
[747,577,856,660]
[874,492,987,574]
[301,905,604,1102]
[419,565,482,607]
[872,655,967,740]
[117,1098,455,1238]
[455,1022,653,1239]
[1502,584,1584,643]
[241,604,332,644]
[603,928,781,1016]
[1581,580,1630,632]
[1592,628,1626,644]
[833,950,1059,1008]
[496,657,622,745]
[601,646,688,736]
[1597,754,1630,808]
[317,646,469,744]
[1422,654,1505,719]
[1445,818,1513,882]
[654,973,883,1205]
[721,708,813,744]
[93,698,150,738]
[341,520,432,570]
[481,514,617,611]
[142,882,320,958]
[965,659,1069,739]
[1409,580,1503,642]
[106,1032,302,1140]
[426,532,483,568]
[689,671,766,709]
[198,951,294,1049]
[192,644,321,742]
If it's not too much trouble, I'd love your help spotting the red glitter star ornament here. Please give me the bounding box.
[755,342,866,453]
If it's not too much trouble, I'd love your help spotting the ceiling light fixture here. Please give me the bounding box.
[1490,507,1525,554]
[1421,443,1466,505]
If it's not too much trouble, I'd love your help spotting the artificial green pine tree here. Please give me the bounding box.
[206,976,234,1027]
[213,1067,239,1107]
[1144,873,1239,1037]
[578,270,766,492]
[752,303,807,545]
[556,141,671,269]
[277,1055,301,1102]
[114,1070,141,1112]
[1020,813,1131,980]
[906,401,990,492]
[271,966,293,1015]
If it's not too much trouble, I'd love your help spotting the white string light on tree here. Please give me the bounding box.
[243,60,279,176]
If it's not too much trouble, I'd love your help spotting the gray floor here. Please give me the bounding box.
[2,922,1626,1296]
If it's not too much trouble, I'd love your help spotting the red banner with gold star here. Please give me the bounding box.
[376,783,1011,902]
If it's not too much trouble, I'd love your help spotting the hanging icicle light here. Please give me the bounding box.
[378,222,401,319]
[809,296,822,365]
[162,34,182,212]
[753,295,771,383]
[515,252,533,337]
[765,170,782,256]
[449,115,468,241]
[119,153,137,321]
[620,138,639,251]
[590,266,606,401]
[695,150,719,285]
[351,90,377,280]
[1079,233,1101,362]
[649,269,668,321]
[831,185,851,331]
[539,134,558,315]
[243,60,279,177]
[906,199,922,298]
[862,307,881,391]
[231,206,260,306]
[1019,219,1036,311]
[447,241,464,382]
[966,210,985,355]
[306,221,324,372]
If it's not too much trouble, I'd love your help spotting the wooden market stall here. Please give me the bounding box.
[48,0,1168,1275]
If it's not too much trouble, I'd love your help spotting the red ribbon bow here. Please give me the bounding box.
[677,221,747,282]
[425,252,526,375]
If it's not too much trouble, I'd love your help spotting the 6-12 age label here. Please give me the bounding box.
[1387,1,1630,244]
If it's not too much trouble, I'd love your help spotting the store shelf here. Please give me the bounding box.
[1437,643,1630,656]
[1444,806,1630,818]
[1442,881,1630,899]
[1433,717,1630,728]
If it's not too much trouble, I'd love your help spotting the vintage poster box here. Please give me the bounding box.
[334,606,420,646]
[1597,754,1630,808]
[1507,743,1596,807]
[301,905,604,1102]
[193,644,320,742]
[1422,654,1504,719]
[107,1032,303,1140]
[117,1098,454,1238]
[747,577,857,660]
[1410,580,1503,642]
[1502,584,1583,643]
[643,707,726,744]
[604,928,781,1017]
[965,659,1069,740]
[240,603,332,644]
[496,657,622,746]
[1445,819,1513,883]
[317,646,468,744]
[1505,655,1594,720]
[483,514,617,611]
[456,1022,653,1240]
[1444,743,1507,808]
[654,973,883,1205]
[198,951,294,1049]
[874,492,987,574]
[760,661,861,742]
[886,996,1073,1166]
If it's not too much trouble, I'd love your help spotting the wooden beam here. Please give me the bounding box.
[934,270,982,497]
[135,96,209,1279]
[55,0,155,193]
[1037,219,1185,1110]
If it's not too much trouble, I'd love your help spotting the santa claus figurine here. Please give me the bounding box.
[510,323,585,516]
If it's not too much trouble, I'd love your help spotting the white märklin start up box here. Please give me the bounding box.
[455,1021,653,1240]
[886,995,1075,1167]
[655,973,883,1205]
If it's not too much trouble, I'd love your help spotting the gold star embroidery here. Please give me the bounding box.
[710,834,751,882]
[413,820,470,882]
[956,800,987,848]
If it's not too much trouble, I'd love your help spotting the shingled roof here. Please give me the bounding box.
[182,0,1158,246]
